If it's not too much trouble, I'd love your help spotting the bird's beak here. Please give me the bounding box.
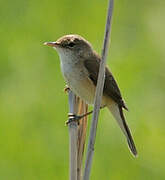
[44,42,59,47]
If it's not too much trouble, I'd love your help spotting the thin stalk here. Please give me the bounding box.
[68,91,88,180]
[83,0,114,179]
[77,99,88,180]
[68,91,78,180]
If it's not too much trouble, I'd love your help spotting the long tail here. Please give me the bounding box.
[108,103,137,157]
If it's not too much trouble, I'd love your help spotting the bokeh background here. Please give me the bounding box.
[0,0,165,179]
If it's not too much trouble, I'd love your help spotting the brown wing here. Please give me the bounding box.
[84,55,128,110]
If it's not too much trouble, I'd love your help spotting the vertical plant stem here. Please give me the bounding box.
[83,0,114,180]
[77,100,88,180]
[68,90,78,180]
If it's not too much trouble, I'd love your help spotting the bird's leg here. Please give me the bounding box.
[66,105,106,125]
[66,113,83,125]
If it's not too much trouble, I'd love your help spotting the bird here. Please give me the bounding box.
[44,34,137,156]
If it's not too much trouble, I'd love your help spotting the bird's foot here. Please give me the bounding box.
[65,105,106,125]
[66,111,93,125]
[65,113,82,125]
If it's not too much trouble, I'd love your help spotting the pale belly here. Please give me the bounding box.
[61,62,107,105]
[65,71,96,104]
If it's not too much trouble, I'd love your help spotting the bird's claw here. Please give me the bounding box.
[65,113,81,125]
[65,105,106,126]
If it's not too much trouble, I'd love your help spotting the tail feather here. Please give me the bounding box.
[108,103,137,157]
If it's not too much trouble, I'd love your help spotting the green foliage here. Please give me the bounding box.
[0,0,165,179]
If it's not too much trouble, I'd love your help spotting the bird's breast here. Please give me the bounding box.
[60,61,96,104]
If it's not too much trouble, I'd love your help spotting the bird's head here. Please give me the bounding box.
[44,34,93,62]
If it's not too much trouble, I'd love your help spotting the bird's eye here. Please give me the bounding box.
[68,42,75,47]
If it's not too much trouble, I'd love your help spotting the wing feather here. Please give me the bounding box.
[84,54,128,110]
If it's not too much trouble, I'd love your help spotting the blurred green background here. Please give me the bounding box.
[0,0,165,179]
